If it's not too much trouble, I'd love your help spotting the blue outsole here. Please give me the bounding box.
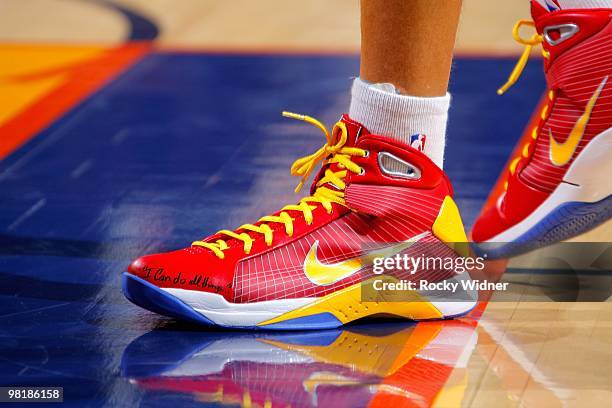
[472,195,612,259]
[122,273,218,326]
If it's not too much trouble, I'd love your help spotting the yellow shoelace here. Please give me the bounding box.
[497,19,550,95]
[499,20,555,191]
[192,112,367,259]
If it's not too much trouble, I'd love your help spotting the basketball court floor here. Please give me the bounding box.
[0,1,610,406]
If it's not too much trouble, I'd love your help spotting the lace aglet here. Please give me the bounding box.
[294,181,305,194]
[282,111,306,121]
[496,44,532,95]
[282,111,330,140]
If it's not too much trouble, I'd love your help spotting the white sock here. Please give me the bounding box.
[349,77,450,169]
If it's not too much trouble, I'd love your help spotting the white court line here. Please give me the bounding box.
[8,198,47,230]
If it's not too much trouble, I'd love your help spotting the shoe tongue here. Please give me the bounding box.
[338,114,369,147]
[308,115,369,194]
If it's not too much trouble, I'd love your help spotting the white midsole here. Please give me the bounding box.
[484,127,612,244]
[162,272,477,327]
[162,287,312,326]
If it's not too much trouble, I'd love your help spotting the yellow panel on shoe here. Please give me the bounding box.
[258,276,444,327]
[432,196,469,257]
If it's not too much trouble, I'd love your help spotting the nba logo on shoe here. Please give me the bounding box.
[409,134,426,152]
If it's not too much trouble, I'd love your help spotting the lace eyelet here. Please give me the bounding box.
[363,150,370,158]
[359,168,366,175]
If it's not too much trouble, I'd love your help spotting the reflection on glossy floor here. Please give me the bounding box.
[120,304,612,407]
[123,320,480,407]
[472,302,612,407]
[0,1,610,407]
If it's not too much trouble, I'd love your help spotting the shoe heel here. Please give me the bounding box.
[432,196,469,257]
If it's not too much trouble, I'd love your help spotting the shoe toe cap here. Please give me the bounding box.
[127,256,146,275]
[126,251,185,286]
[128,253,158,278]
[126,249,234,298]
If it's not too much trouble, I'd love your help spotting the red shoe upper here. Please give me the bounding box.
[472,2,612,242]
[128,114,458,302]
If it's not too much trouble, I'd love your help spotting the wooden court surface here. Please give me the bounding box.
[0,1,610,407]
[0,0,532,53]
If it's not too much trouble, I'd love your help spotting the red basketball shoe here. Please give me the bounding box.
[122,113,476,329]
[472,1,612,258]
